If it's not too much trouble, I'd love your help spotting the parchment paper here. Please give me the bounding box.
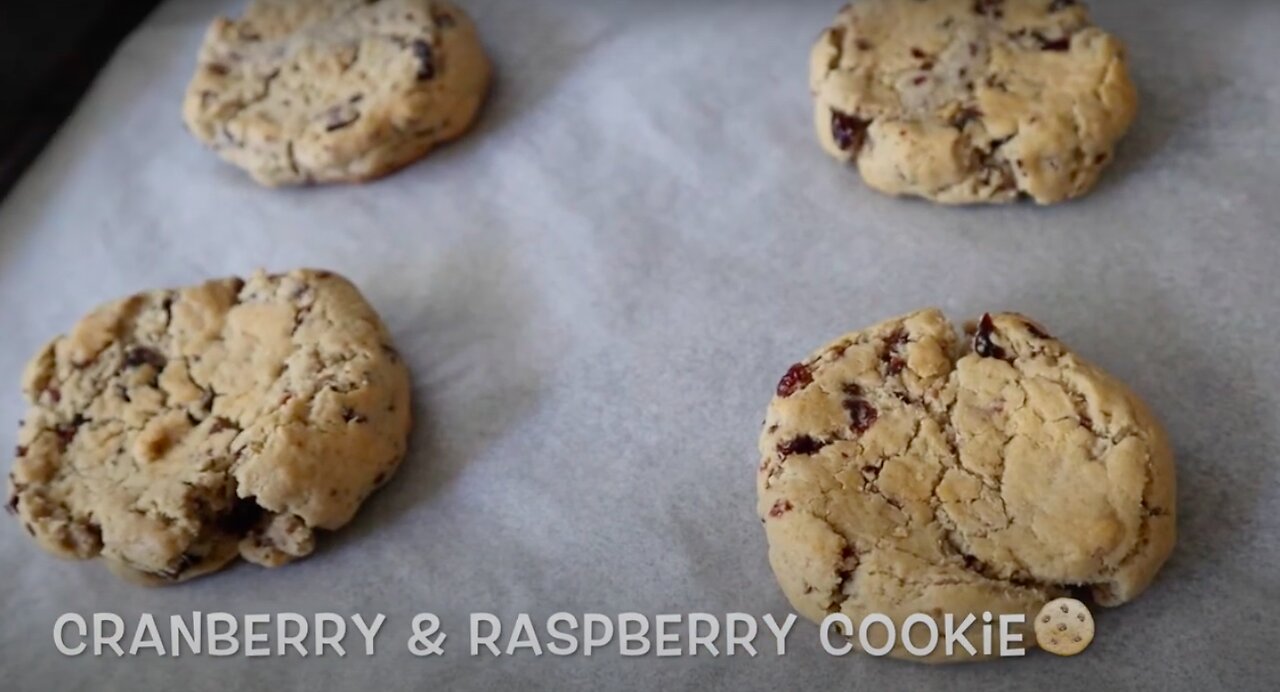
[2,0,1278,689]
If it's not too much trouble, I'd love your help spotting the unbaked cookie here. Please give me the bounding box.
[6,269,412,584]
[810,0,1138,204]
[757,309,1174,661]
[183,0,491,185]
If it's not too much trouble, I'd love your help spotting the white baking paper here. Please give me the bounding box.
[1,0,1278,689]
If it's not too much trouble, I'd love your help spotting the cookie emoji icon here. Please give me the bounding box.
[1036,598,1095,656]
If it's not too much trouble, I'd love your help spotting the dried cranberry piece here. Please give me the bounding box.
[843,385,878,435]
[776,363,813,397]
[777,435,826,457]
[831,111,870,152]
[973,313,1008,359]
[883,330,908,374]
[768,500,793,518]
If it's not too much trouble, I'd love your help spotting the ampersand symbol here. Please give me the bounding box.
[408,613,447,656]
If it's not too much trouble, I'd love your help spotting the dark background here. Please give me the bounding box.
[0,1,163,200]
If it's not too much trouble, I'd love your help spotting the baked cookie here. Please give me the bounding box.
[810,0,1138,204]
[757,309,1174,661]
[183,0,491,185]
[6,269,412,584]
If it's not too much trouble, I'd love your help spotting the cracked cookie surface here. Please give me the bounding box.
[183,0,491,186]
[757,309,1174,661]
[811,0,1137,204]
[6,269,412,584]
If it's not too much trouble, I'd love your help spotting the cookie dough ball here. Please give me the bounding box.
[6,270,412,584]
[810,0,1138,204]
[183,0,491,185]
[757,309,1174,661]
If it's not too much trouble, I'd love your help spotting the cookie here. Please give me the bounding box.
[757,309,1174,661]
[183,0,491,186]
[6,269,412,584]
[1035,597,1094,655]
[810,0,1138,204]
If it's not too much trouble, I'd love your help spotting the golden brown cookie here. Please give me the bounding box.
[6,270,412,584]
[810,0,1137,204]
[757,309,1175,661]
[183,0,491,185]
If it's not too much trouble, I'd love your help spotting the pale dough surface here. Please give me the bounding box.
[6,269,412,584]
[811,0,1137,204]
[757,309,1175,661]
[183,0,491,185]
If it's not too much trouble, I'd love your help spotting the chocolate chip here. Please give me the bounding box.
[777,435,826,457]
[209,417,235,434]
[324,107,360,132]
[54,415,87,450]
[411,39,435,80]
[1036,33,1071,51]
[1094,152,1108,164]
[837,545,859,577]
[843,385,878,435]
[123,346,166,370]
[951,106,983,129]
[768,500,793,518]
[216,498,264,535]
[15,445,27,458]
[159,553,199,581]
[776,363,813,398]
[855,38,872,51]
[831,111,870,152]
[973,313,1008,359]
[1024,320,1051,339]
[343,408,368,424]
[973,0,1005,18]
[910,47,927,59]
[206,63,229,76]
